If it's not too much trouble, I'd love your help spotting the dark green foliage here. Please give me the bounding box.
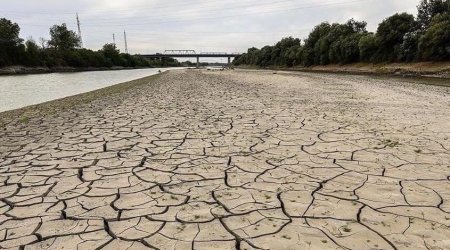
[0,18,182,69]
[235,20,369,67]
[101,43,123,66]
[0,18,24,66]
[48,23,81,51]
[234,38,302,67]
[0,18,22,45]
[417,0,450,30]
[303,22,331,65]
[325,19,368,64]
[24,39,41,66]
[400,31,421,61]
[234,0,449,67]
[418,13,450,60]
[375,13,416,61]
[358,33,379,62]
[273,37,301,66]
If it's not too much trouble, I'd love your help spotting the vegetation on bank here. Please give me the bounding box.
[0,20,182,68]
[233,0,450,67]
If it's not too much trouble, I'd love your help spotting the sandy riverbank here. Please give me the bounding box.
[0,73,162,127]
[0,69,449,249]
[238,62,450,79]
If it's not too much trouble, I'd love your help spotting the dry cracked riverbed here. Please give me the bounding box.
[0,69,449,250]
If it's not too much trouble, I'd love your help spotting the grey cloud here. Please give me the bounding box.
[1,0,420,56]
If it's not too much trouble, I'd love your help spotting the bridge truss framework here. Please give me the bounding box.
[142,50,242,67]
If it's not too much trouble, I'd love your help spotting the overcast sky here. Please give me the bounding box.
[1,0,420,57]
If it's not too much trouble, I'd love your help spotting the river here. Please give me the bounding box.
[0,68,180,113]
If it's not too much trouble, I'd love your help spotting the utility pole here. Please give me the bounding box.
[124,30,128,54]
[113,33,116,48]
[76,13,83,48]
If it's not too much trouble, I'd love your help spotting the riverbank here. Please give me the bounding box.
[0,69,449,249]
[0,65,165,76]
[0,73,162,127]
[237,62,450,79]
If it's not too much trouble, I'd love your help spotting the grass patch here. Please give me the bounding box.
[342,225,352,233]
[19,115,29,124]
[382,139,400,148]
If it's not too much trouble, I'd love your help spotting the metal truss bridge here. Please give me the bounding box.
[142,50,242,67]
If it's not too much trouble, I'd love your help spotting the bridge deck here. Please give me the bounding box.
[142,53,241,58]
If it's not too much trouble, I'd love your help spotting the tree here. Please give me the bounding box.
[337,33,365,63]
[25,39,39,55]
[302,22,331,66]
[0,18,22,46]
[258,46,274,67]
[0,17,175,68]
[39,37,48,49]
[400,31,421,61]
[233,4,450,67]
[24,38,40,66]
[417,0,450,30]
[326,19,367,64]
[247,47,261,65]
[273,37,301,66]
[285,45,302,66]
[0,18,23,66]
[48,23,81,51]
[418,13,450,60]
[101,43,120,58]
[358,33,378,62]
[346,18,368,33]
[101,43,123,66]
[375,13,416,61]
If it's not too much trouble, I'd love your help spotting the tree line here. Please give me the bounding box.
[0,20,181,68]
[233,0,450,67]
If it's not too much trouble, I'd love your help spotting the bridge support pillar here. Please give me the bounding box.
[228,57,231,66]
[196,57,200,68]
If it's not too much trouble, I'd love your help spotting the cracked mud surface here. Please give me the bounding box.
[0,69,449,249]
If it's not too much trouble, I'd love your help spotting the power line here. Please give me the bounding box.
[0,0,298,15]
[77,0,365,25]
[15,0,372,27]
[73,0,307,22]
[85,0,373,27]
[1,0,316,24]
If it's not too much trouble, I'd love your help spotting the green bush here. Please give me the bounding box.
[0,18,181,69]
[418,13,450,60]
[234,1,449,67]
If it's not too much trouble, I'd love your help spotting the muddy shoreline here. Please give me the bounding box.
[0,73,163,127]
[0,65,162,76]
[237,62,450,79]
